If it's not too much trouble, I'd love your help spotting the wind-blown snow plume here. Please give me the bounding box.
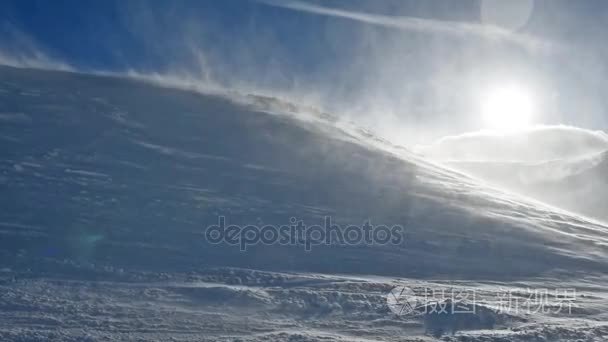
[0,23,72,71]
[0,49,72,71]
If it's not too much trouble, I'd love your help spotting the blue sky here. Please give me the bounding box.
[1,0,608,143]
[0,1,477,70]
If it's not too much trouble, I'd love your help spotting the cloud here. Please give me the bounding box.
[259,0,550,51]
[418,125,608,162]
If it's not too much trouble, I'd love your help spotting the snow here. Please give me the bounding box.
[1,65,607,340]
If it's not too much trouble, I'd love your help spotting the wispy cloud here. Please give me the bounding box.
[260,0,549,51]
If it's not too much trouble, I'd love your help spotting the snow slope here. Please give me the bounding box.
[1,66,608,340]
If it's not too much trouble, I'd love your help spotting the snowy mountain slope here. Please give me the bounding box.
[1,65,608,340]
[2,65,607,278]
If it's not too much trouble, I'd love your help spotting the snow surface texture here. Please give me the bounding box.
[1,66,608,341]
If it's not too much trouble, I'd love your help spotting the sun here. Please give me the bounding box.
[481,84,535,131]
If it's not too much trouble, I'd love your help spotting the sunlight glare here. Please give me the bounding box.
[481,84,535,131]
